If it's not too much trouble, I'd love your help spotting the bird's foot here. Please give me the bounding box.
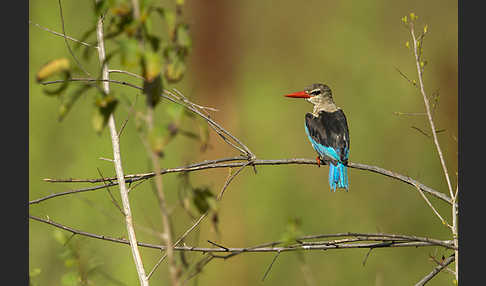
[316,156,322,167]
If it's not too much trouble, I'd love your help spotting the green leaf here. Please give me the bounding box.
[164,53,186,83]
[59,84,92,122]
[110,1,131,17]
[146,33,161,52]
[153,6,165,19]
[143,51,162,82]
[192,187,216,214]
[119,37,141,68]
[199,122,210,151]
[37,58,70,82]
[94,0,109,16]
[176,24,191,50]
[148,127,168,156]
[92,95,118,134]
[143,74,163,107]
[37,58,72,96]
[409,12,418,22]
[165,10,177,39]
[64,258,77,268]
[280,217,303,246]
[142,51,163,107]
[141,16,161,51]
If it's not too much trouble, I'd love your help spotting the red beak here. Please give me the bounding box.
[283,91,310,98]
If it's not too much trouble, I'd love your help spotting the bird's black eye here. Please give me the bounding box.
[310,89,321,96]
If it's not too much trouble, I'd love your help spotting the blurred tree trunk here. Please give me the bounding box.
[188,1,243,157]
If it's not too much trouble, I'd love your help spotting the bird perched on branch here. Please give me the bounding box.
[284,83,350,191]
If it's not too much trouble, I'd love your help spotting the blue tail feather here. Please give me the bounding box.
[329,163,348,191]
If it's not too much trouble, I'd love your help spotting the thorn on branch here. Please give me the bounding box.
[411,126,446,138]
[362,248,373,266]
[261,251,281,282]
[207,240,229,251]
[411,126,431,138]
[63,233,77,247]
[394,66,417,87]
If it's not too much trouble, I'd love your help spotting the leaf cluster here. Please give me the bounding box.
[36,0,193,134]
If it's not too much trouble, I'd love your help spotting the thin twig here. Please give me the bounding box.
[429,255,456,276]
[414,255,455,286]
[262,251,281,281]
[118,94,140,139]
[411,126,431,138]
[29,21,97,48]
[109,69,144,80]
[97,168,124,216]
[58,0,91,77]
[164,89,252,158]
[30,183,118,204]
[217,161,251,200]
[362,248,373,266]
[207,240,229,251]
[412,183,451,229]
[40,78,186,106]
[394,66,417,87]
[147,212,208,280]
[394,112,426,116]
[181,254,214,285]
[171,88,219,112]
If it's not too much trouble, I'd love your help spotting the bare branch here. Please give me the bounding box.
[33,158,453,206]
[30,182,118,204]
[410,23,454,202]
[410,21,458,283]
[95,7,148,285]
[30,215,456,252]
[146,114,178,286]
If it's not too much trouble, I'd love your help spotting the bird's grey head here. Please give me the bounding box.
[304,83,334,105]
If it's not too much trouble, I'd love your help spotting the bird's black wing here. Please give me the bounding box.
[305,109,350,163]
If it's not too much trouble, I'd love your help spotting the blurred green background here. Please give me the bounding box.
[29,0,457,285]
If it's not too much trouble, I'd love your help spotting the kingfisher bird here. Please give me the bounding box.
[284,83,350,191]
